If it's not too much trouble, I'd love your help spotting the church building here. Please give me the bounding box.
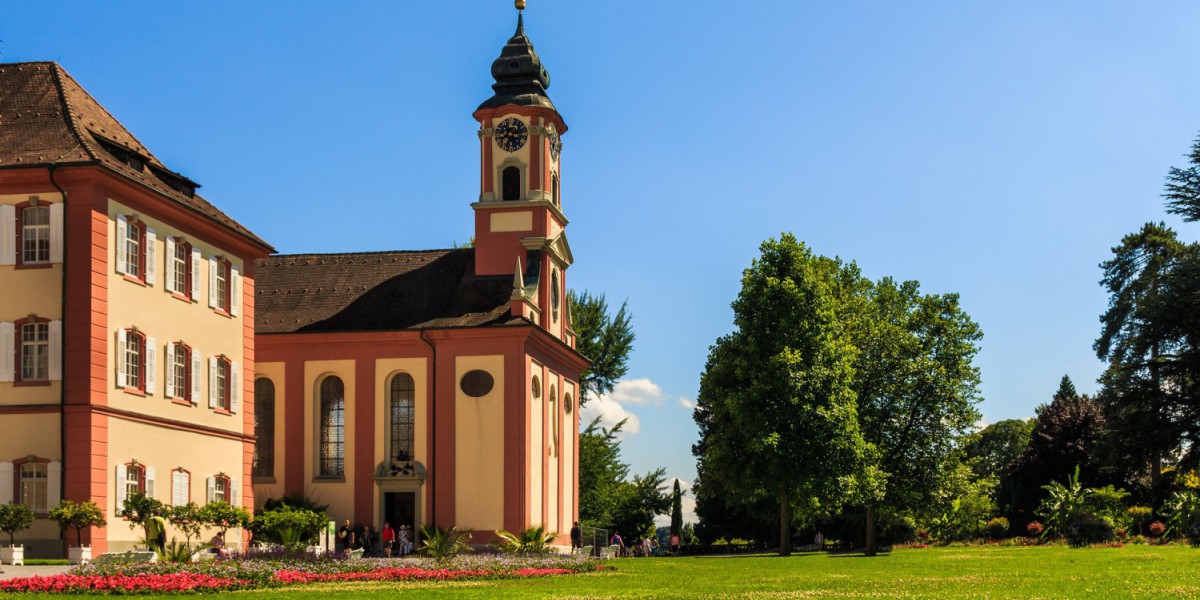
[0,3,583,556]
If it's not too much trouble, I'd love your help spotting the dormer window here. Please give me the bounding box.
[502,167,521,201]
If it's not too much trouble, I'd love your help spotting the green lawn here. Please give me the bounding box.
[15,545,1200,598]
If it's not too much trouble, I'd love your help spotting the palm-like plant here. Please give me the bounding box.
[418,525,473,561]
[1162,489,1200,540]
[1037,466,1093,537]
[494,526,557,554]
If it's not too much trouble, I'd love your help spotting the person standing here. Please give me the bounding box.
[382,522,396,557]
[570,521,582,553]
[669,531,681,555]
[147,514,168,554]
[611,531,625,557]
[338,519,354,555]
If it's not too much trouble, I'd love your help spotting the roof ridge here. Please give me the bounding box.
[47,63,99,163]
[265,248,464,259]
[52,64,161,164]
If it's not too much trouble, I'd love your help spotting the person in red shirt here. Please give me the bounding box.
[381,522,396,557]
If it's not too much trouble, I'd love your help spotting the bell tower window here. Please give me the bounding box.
[551,173,560,207]
[502,167,521,201]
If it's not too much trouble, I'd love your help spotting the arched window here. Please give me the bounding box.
[551,173,560,207]
[253,378,276,478]
[389,374,415,462]
[502,167,521,201]
[549,384,558,457]
[319,376,345,477]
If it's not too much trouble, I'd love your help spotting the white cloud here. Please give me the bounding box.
[606,378,667,405]
[581,393,640,434]
[678,396,695,410]
[654,477,698,527]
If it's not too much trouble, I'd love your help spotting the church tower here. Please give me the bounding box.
[473,2,574,346]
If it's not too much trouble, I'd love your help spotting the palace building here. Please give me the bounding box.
[0,5,583,556]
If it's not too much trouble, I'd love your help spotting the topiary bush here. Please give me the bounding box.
[985,517,1010,540]
[1066,515,1115,547]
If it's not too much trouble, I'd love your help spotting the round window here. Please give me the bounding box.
[532,375,542,399]
[460,370,495,397]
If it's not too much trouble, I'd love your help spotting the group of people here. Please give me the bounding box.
[336,519,414,557]
[567,521,684,558]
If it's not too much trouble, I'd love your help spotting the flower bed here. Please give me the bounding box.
[0,553,602,594]
[0,573,247,594]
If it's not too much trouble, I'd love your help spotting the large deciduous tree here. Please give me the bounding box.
[569,290,635,406]
[851,277,983,555]
[693,234,874,556]
[963,418,1035,517]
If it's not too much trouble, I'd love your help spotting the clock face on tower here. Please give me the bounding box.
[494,118,528,153]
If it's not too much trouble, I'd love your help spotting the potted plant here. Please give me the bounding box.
[0,503,35,565]
[49,500,107,564]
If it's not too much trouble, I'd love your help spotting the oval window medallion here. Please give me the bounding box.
[460,370,495,397]
[564,394,573,414]
[532,375,542,399]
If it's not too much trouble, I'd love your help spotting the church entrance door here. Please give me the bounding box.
[384,492,417,534]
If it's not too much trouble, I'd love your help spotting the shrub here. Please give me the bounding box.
[0,503,36,546]
[1085,486,1131,530]
[885,517,918,544]
[1026,521,1044,537]
[165,503,204,549]
[158,539,197,563]
[1128,506,1153,535]
[1066,515,1115,547]
[1148,521,1166,539]
[49,500,107,548]
[985,517,1010,540]
[197,501,251,539]
[118,492,165,541]
[1162,489,1200,540]
[418,525,473,561]
[251,505,326,552]
[494,526,557,555]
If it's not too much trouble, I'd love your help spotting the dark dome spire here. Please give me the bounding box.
[477,6,555,112]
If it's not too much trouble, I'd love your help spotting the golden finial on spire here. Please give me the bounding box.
[516,0,526,10]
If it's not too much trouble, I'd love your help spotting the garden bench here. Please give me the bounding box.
[599,544,619,559]
[348,548,365,561]
[573,545,593,557]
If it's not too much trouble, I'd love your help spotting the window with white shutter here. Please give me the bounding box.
[0,322,12,383]
[46,461,61,509]
[164,237,177,293]
[115,215,129,275]
[49,203,63,263]
[145,467,156,499]
[191,248,202,302]
[0,462,12,504]
[230,362,240,414]
[230,265,240,316]
[0,205,16,265]
[171,469,191,506]
[144,228,157,286]
[48,320,62,381]
[208,356,219,408]
[208,256,219,308]
[116,329,128,389]
[145,337,158,395]
[190,348,202,404]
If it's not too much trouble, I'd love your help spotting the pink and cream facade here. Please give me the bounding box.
[0,10,584,556]
[254,11,585,545]
[0,62,272,556]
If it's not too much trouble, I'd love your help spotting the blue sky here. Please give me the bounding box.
[6,2,1200,524]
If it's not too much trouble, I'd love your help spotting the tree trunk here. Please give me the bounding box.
[778,488,791,557]
[864,505,877,556]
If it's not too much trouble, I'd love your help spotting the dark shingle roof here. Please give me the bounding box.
[0,61,270,249]
[255,248,526,334]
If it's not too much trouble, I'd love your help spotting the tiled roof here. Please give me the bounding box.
[0,61,270,249]
[255,248,527,334]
